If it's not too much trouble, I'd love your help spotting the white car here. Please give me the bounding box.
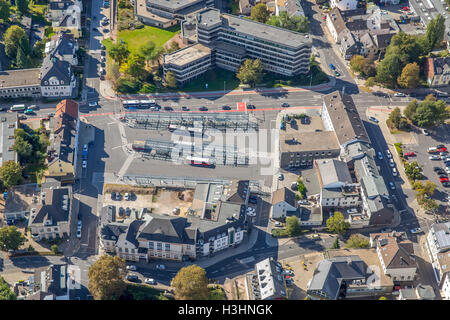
[392,168,398,176]
[429,155,441,160]
[83,144,88,152]
[394,92,406,97]
[422,128,429,135]
[410,227,422,234]
[377,152,383,160]
[274,221,283,227]
[346,208,358,214]
[88,102,98,107]
[386,150,392,158]
[145,278,156,285]
[126,265,137,271]
[389,159,395,167]
[77,220,82,227]
[76,229,81,238]
[156,264,166,270]
[389,182,396,190]
[82,160,87,169]
[124,193,130,201]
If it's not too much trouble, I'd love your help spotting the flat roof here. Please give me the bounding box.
[147,0,204,10]
[164,43,211,67]
[280,116,340,152]
[136,0,173,22]
[0,69,41,88]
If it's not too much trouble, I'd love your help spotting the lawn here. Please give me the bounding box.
[123,284,169,300]
[181,68,241,92]
[117,25,179,54]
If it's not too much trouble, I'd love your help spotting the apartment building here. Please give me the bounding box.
[29,186,75,241]
[49,0,82,38]
[370,232,417,284]
[426,222,450,299]
[0,113,19,168]
[271,187,297,219]
[425,57,450,88]
[330,0,357,11]
[0,69,41,99]
[245,257,288,300]
[45,32,79,66]
[40,54,77,98]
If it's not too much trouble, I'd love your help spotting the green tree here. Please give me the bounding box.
[404,161,423,181]
[4,25,28,60]
[32,40,46,59]
[331,238,340,249]
[0,161,22,189]
[165,41,180,54]
[387,107,402,129]
[397,62,420,89]
[250,3,270,23]
[267,11,309,32]
[88,255,126,300]
[16,46,31,69]
[425,14,445,51]
[125,53,146,80]
[361,60,376,78]
[376,54,402,88]
[423,199,438,213]
[326,211,349,235]
[51,244,59,254]
[109,41,130,66]
[350,55,365,73]
[150,46,164,68]
[404,99,418,121]
[164,70,177,89]
[171,265,210,300]
[345,234,370,248]
[139,40,156,66]
[236,59,264,87]
[0,1,10,23]
[286,216,301,236]
[16,0,28,14]
[413,99,449,127]
[0,277,16,300]
[0,226,25,251]
[13,136,33,161]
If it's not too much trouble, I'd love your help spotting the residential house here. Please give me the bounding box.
[425,57,450,88]
[339,28,359,60]
[398,284,436,300]
[284,0,305,17]
[44,99,79,185]
[50,0,82,38]
[271,187,297,219]
[327,8,347,43]
[45,32,79,66]
[29,186,76,241]
[47,1,76,21]
[330,0,357,11]
[40,53,77,98]
[239,0,254,15]
[426,222,450,299]
[370,232,417,283]
[245,257,288,300]
[16,264,71,300]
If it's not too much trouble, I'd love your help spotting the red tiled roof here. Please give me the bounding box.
[55,99,78,120]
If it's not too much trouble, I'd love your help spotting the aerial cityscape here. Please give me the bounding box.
[0,0,449,304]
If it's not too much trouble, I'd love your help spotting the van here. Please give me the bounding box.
[428,147,438,153]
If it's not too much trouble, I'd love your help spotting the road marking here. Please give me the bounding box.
[237,102,246,112]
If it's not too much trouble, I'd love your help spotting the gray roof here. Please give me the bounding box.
[430,222,450,253]
[147,0,206,11]
[137,214,191,244]
[48,33,77,57]
[323,91,370,147]
[431,57,450,76]
[100,205,116,227]
[399,284,436,300]
[361,175,389,199]
[255,257,287,300]
[317,159,352,188]
[0,113,18,166]
[101,222,128,241]
[49,1,73,11]
[308,256,366,300]
[29,187,72,226]
[285,0,305,17]
[40,54,72,86]
[30,264,68,299]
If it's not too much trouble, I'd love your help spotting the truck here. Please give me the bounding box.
[428,147,439,153]
[10,104,26,112]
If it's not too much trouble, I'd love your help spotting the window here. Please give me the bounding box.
[125,248,129,253]
[149,242,154,249]
[157,242,162,250]
[165,243,170,251]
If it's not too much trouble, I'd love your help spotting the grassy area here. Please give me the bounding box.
[124,284,169,300]
[265,65,329,88]
[28,2,50,25]
[181,68,240,92]
[209,286,226,300]
[118,26,179,54]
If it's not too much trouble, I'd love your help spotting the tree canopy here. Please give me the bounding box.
[404,161,423,181]
[397,62,420,89]
[250,3,270,23]
[345,234,370,248]
[109,41,130,66]
[326,211,349,235]
[164,70,177,89]
[4,25,30,61]
[125,54,146,80]
[425,14,445,51]
[285,216,301,236]
[236,59,264,87]
[16,0,28,14]
[0,1,10,23]
[267,11,309,33]
[0,161,22,189]
[171,265,210,300]
[88,255,126,300]
[407,99,449,127]
[0,277,16,300]
[0,226,25,251]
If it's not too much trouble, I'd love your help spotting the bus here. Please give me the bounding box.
[186,156,214,168]
[122,100,141,109]
[139,99,157,108]
[122,99,157,109]
[10,104,26,112]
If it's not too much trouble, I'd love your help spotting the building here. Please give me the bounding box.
[327,8,347,43]
[163,44,212,85]
[135,0,214,28]
[245,257,288,300]
[174,8,311,84]
[239,0,254,15]
[0,69,41,99]
[44,100,80,185]
[279,116,341,169]
[330,0,357,11]
[270,187,297,219]
[370,232,417,283]
[426,222,450,298]
[425,57,450,88]
[29,186,76,241]
[49,0,82,38]
[284,0,305,17]
[338,28,359,60]
[0,113,19,168]
[16,264,71,300]
[40,52,77,98]
[45,32,79,66]
[398,284,436,300]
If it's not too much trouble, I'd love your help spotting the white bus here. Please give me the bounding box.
[10,104,26,112]
[186,156,214,167]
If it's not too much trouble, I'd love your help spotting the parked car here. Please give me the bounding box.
[429,155,441,160]
[76,229,81,238]
[278,173,284,180]
[441,177,449,183]
[156,264,166,270]
[437,144,445,149]
[222,105,231,110]
[126,265,137,271]
[347,208,358,214]
[368,116,379,123]
[164,106,173,111]
[443,182,450,187]
[329,63,336,70]
[115,192,121,200]
[124,193,130,201]
[88,101,98,107]
[182,106,189,111]
[392,168,398,176]
[394,92,406,97]
[111,191,116,200]
[389,159,395,167]
[386,150,392,158]
[249,196,258,204]
[439,147,448,153]
[281,103,290,108]
[125,274,139,282]
[145,278,156,285]
[247,104,255,109]
[433,167,443,172]
[377,152,383,160]
[82,160,87,169]
[274,221,283,227]
[404,152,415,157]
[410,227,422,234]
[334,71,341,77]
[199,106,208,111]
[422,128,429,135]
[389,182,396,190]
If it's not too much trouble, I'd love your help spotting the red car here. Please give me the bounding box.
[440,177,449,183]
[404,152,415,157]
[438,147,447,152]
[402,6,410,10]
